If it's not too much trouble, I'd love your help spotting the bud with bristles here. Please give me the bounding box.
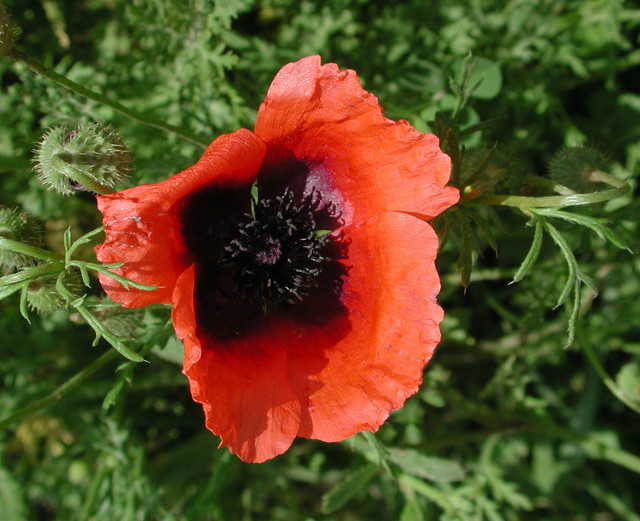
[69,297,144,337]
[0,1,16,57]
[0,207,43,270]
[549,146,611,193]
[33,124,131,196]
[26,269,81,313]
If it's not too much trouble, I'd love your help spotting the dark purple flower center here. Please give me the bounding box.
[222,189,330,305]
[178,159,349,341]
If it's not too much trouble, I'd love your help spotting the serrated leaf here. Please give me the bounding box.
[398,474,456,512]
[388,449,465,483]
[321,463,378,514]
[537,208,631,251]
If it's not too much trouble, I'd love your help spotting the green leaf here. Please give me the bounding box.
[587,481,640,521]
[467,57,503,100]
[512,219,543,282]
[0,283,25,301]
[151,336,184,366]
[321,463,378,514]
[250,180,259,219]
[616,361,640,408]
[537,208,632,251]
[18,286,30,323]
[398,474,456,512]
[399,496,425,521]
[0,467,28,521]
[541,220,577,308]
[388,449,465,483]
[564,281,581,348]
[101,375,130,411]
[581,432,640,475]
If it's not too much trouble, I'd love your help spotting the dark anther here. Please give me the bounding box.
[222,188,331,305]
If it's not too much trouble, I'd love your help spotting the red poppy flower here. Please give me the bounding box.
[95,56,459,463]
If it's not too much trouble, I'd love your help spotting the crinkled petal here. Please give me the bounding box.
[95,129,266,307]
[255,55,457,218]
[262,211,442,441]
[252,56,459,441]
[172,266,302,463]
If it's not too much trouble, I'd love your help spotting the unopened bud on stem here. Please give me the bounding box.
[34,124,131,196]
[26,269,81,313]
[549,146,611,193]
[0,207,43,269]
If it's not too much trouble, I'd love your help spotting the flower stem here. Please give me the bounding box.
[0,349,118,431]
[467,171,629,209]
[468,186,628,208]
[8,48,209,149]
[0,236,64,263]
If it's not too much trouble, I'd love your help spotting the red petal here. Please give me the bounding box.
[269,211,443,441]
[95,129,266,307]
[252,56,459,441]
[173,266,302,463]
[255,55,457,219]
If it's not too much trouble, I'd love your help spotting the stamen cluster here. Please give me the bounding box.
[223,189,330,305]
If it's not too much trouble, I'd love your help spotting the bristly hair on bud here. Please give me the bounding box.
[33,123,131,196]
[0,1,17,57]
[26,269,81,313]
[0,207,43,270]
[548,146,612,193]
[69,297,145,337]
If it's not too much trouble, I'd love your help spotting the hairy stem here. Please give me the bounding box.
[0,237,64,263]
[9,48,208,148]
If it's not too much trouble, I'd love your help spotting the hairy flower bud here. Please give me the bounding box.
[0,1,16,57]
[69,297,144,336]
[34,124,131,196]
[549,146,611,193]
[0,207,43,270]
[26,269,81,313]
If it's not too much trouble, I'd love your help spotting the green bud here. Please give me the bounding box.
[0,1,16,57]
[26,269,81,313]
[0,207,43,270]
[549,146,611,193]
[102,305,145,337]
[69,297,144,337]
[34,124,131,196]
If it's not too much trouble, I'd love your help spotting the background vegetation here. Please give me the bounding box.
[1,0,639,519]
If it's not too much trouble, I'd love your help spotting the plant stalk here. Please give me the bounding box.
[9,48,209,148]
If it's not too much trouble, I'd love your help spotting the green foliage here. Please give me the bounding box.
[1,0,639,520]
